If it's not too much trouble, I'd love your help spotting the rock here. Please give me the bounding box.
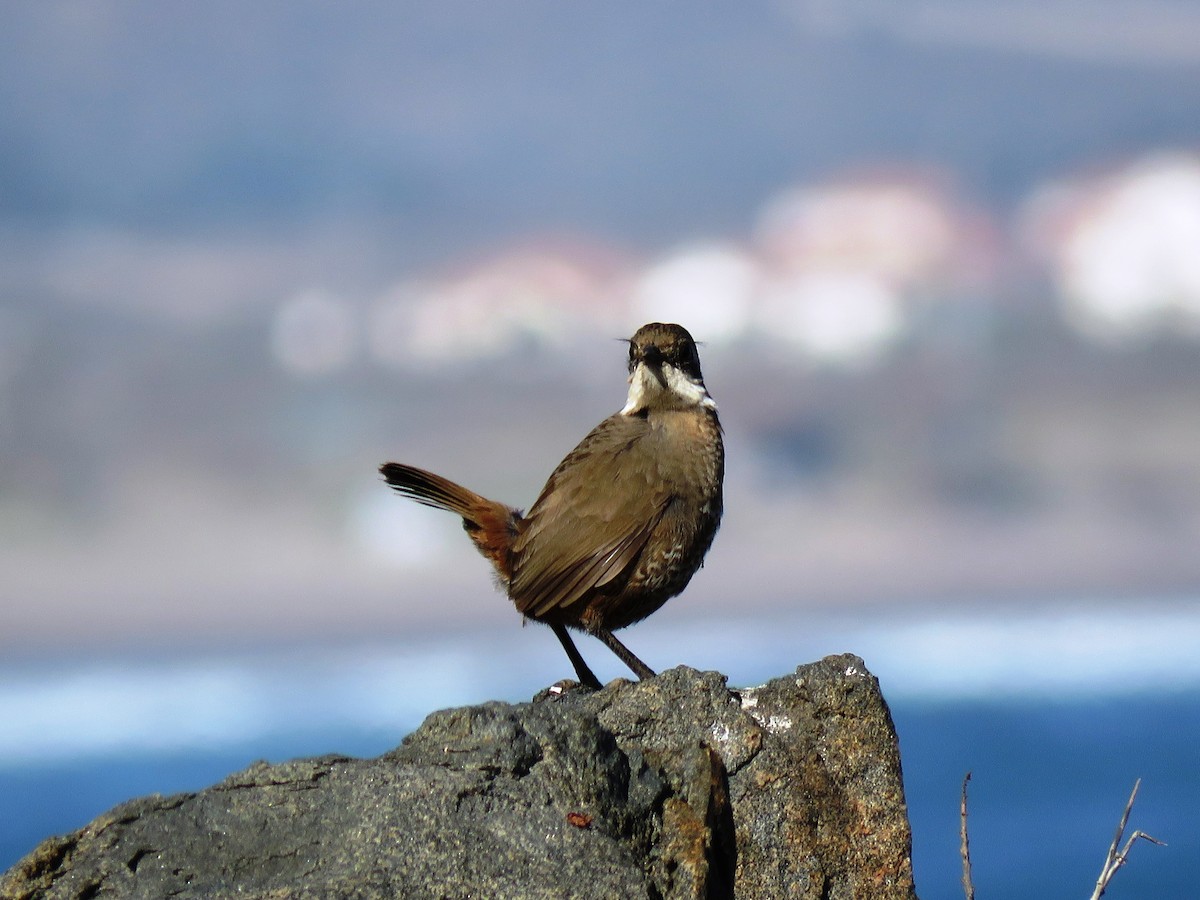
[1,654,916,900]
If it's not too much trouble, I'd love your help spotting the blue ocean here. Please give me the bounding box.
[2,603,1196,899]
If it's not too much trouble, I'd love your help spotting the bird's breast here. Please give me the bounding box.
[643,408,724,501]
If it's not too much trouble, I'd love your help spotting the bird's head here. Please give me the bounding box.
[621,322,716,415]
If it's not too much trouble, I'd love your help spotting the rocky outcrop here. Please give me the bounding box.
[1,654,916,899]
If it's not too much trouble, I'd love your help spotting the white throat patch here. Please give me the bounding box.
[621,361,717,415]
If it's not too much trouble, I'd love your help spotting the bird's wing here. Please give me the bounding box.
[509,413,670,619]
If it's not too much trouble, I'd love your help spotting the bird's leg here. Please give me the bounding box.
[594,628,657,681]
[550,623,603,689]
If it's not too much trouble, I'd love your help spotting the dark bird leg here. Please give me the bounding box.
[594,628,657,681]
[550,623,603,689]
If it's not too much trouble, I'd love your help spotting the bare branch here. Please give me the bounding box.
[1089,779,1165,900]
[960,771,975,900]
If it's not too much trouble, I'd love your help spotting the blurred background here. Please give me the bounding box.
[2,2,1199,896]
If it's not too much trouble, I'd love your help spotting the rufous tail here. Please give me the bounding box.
[379,462,519,578]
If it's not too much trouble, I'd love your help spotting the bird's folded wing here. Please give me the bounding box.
[509,415,669,618]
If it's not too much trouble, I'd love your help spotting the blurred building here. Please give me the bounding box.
[1021,151,1200,343]
[750,171,998,365]
[367,239,632,371]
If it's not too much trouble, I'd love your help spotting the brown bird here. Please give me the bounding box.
[380,322,724,688]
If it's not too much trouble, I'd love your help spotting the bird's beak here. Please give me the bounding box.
[635,345,669,387]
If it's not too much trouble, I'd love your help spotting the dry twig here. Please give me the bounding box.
[960,771,975,900]
[1089,778,1165,900]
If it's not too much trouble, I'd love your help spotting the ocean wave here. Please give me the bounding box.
[1,601,1197,766]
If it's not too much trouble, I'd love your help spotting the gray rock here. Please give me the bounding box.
[1,654,916,900]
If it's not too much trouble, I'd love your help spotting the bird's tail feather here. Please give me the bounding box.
[380,462,490,518]
[379,462,520,579]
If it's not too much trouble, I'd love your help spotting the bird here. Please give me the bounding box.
[380,322,724,688]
